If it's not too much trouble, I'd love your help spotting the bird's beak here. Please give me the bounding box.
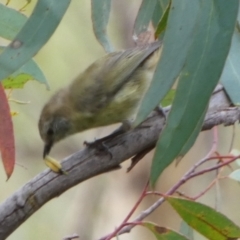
[43,141,53,158]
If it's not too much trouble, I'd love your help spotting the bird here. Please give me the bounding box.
[38,41,162,158]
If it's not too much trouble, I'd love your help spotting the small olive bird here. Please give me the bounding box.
[39,41,161,158]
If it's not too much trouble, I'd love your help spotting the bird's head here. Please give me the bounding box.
[38,105,72,158]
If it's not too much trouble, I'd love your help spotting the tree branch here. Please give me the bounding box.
[0,85,238,239]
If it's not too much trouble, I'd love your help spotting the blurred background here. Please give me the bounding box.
[1,0,240,239]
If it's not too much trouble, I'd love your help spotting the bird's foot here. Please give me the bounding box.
[84,139,113,158]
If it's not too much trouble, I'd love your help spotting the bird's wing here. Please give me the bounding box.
[69,41,161,114]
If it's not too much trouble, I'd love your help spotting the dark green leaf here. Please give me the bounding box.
[152,1,162,28]
[150,0,238,186]
[0,0,70,82]
[152,0,170,28]
[91,0,112,52]
[167,197,240,240]
[155,0,171,38]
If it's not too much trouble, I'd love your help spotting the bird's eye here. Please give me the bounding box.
[47,128,54,136]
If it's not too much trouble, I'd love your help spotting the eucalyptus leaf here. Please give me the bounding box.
[91,0,112,52]
[150,0,238,186]
[0,3,27,40]
[0,0,70,82]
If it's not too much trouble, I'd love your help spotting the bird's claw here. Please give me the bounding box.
[84,139,113,158]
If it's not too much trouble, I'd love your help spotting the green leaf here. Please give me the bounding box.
[2,59,49,89]
[133,0,157,38]
[150,0,238,186]
[142,222,189,240]
[220,28,240,105]
[134,0,201,127]
[155,0,171,38]
[152,0,170,28]
[0,0,71,82]
[0,3,27,40]
[167,197,240,240]
[152,1,162,28]
[0,47,48,89]
[161,89,175,107]
[91,0,113,52]
[237,3,240,26]
[177,105,207,160]
[229,169,240,182]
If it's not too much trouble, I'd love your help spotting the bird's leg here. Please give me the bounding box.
[84,106,166,161]
[84,120,132,156]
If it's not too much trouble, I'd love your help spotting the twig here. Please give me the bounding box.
[107,153,239,238]
[177,178,218,201]
[104,182,149,240]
